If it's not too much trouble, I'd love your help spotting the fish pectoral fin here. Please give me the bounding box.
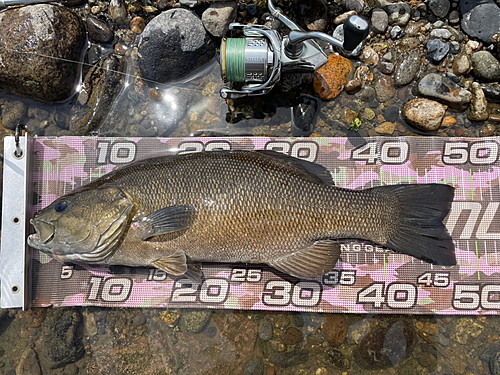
[140,205,196,241]
[269,240,341,278]
[152,249,188,276]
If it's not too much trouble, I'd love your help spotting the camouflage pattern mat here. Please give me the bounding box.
[29,136,500,314]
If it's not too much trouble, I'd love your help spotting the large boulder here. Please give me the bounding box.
[137,9,215,84]
[0,4,86,103]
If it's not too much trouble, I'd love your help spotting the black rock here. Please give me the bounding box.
[291,94,319,136]
[426,39,449,64]
[428,0,450,18]
[246,3,257,16]
[138,9,215,84]
[86,17,114,44]
[42,309,84,369]
[461,1,500,43]
[481,83,500,102]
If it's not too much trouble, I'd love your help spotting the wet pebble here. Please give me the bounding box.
[426,39,449,65]
[16,349,40,375]
[468,82,489,122]
[490,114,500,123]
[322,314,347,347]
[344,0,364,13]
[345,79,361,94]
[452,53,471,76]
[181,309,212,333]
[371,8,388,34]
[375,121,396,134]
[390,25,402,39]
[356,85,375,101]
[1,100,26,130]
[283,327,303,345]
[471,51,500,82]
[244,357,264,375]
[86,17,114,43]
[360,46,379,66]
[402,98,447,131]
[430,28,452,40]
[384,2,411,26]
[374,75,396,102]
[428,0,450,18]
[417,73,471,110]
[441,116,457,127]
[258,320,273,341]
[130,17,145,34]
[482,83,500,103]
[378,61,395,75]
[480,123,496,137]
[394,50,421,87]
[109,0,128,25]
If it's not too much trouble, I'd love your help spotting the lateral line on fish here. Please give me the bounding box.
[0,46,211,95]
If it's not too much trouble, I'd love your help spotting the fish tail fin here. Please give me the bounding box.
[380,184,456,266]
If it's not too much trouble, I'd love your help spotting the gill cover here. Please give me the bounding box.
[28,187,135,263]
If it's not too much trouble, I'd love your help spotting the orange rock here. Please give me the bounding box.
[441,116,457,127]
[313,55,352,101]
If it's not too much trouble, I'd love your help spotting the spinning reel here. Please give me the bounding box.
[219,0,369,99]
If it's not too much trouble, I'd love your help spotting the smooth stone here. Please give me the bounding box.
[294,0,328,31]
[109,0,128,25]
[481,82,500,102]
[345,79,362,94]
[374,75,396,102]
[452,53,471,76]
[292,94,319,136]
[130,16,145,34]
[1,100,27,130]
[429,0,450,17]
[16,349,41,375]
[379,61,395,75]
[138,9,215,84]
[371,8,388,34]
[0,4,86,103]
[86,17,114,43]
[394,49,421,87]
[360,46,379,66]
[417,73,471,110]
[323,314,348,347]
[201,1,237,38]
[426,39,450,64]
[471,51,500,82]
[468,82,489,121]
[356,85,376,100]
[490,114,500,123]
[375,121,396,134]
[313,54,352,100]
[429,28,452,40]
[461,2,500,43]
[449,9,460,23]
[345,0,364,13]
[402,98,447,131]
[258,320,273,341]
[480,123,497,136]
[383,3,411,26]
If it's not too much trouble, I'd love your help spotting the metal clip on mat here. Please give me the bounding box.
[0,129,33,309]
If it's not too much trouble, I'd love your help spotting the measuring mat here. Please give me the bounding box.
[2,136,500,314]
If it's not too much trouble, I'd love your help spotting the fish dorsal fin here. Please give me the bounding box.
[256,150,334,186]
[269,240,341,278]
[152,249,187,276]
[139,205,196,241]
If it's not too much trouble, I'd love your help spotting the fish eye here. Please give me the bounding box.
[55,200,68,213]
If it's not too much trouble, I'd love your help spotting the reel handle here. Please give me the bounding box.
[342,16,369,53]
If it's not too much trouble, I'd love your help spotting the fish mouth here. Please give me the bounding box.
[28,219,55,248]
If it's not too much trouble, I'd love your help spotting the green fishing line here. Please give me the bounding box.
[225,38,246,83]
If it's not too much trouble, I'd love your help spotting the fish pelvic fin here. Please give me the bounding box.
[152,249,204,284]
[269,240,341,278]
[380,183,456,266]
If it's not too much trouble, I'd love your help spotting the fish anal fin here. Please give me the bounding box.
[140,205,196,241]
[270,240,341,278]
[152,249,188,276]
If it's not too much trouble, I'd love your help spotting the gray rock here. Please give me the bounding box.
[16,349,41,375]
[345,0,365,13]
[201,1,237,38]
[402,98,447,131]
[383,3,411,26]
[471,51,500,82]
[86,17,114,43]
[461,2,500,43]
[430,28,452,40]
[417,73,471,110]
[1,100,27,130]
[0,4,86,103]
[390,25,402,39]
[244,358,264,375]
[258,319,274,341]
[481,82,500,102]
[449,9,460,23]
[138,9,215,84]
[449,41,461,54]
[468,82,489,121]
[429,0,450,17]
[181,309,212,333]
[394,50,421,87]
[371,8,388,34]
[426,39,450,64]
[42,309,84,369]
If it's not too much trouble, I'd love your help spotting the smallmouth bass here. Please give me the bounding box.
[28,151,456,279]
